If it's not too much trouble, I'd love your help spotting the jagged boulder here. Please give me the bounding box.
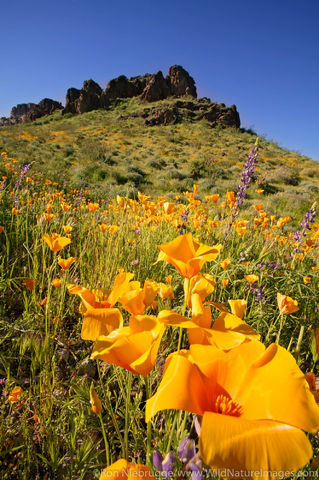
[7,99,62,124]
[62,88,81,114]
[75,79,102,114]
[10,103,37,123]
[145,106,179,126]
[141,71,171,102]
[101,74,152,106]
[28,98,63,121]
[202,103,240,128]
[63,80,102,114]
[166,65,197,98]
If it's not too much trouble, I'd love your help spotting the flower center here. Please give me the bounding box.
[215,394,243,417]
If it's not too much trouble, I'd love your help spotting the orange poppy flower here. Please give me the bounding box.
[58,256,77,270]
[63,225,73,234]
[90,383,102,414]
[43,233,71,253]
[155,234,222,278]
[9,386,23,404]
[91,315,165,376]
[220,259,230,270]
[51,278,61,288]
[99,459,154,480]
[0,226,4,234]
[22,279,38,291]
[245,274,259,284]
[277,293,299,314]
[146,342,319,478]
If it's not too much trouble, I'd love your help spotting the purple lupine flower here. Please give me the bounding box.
[248,282,267,303]
[153,451,177,477]
[76,190,83,207]
[178,437,202,480]
[177,209,189,235]
[292,203,317,244]
[12,163,32,208]
[177,437,196,463]
[233,141,259,213]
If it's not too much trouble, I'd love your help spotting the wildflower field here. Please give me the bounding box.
[1,134,319,480]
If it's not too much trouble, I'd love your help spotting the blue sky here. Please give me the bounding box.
[1,0,319,160]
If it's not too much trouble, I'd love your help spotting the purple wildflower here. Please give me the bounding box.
[177,209,189,235]
[234,141,259,213]
[12,163,32,208]
[153,451,177,477]
[131,259,139,265]
[248,282,267,303]
[292,203,317,244]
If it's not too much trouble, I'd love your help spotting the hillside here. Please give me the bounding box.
[1,95,319,219]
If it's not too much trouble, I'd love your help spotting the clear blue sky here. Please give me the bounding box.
[1,0,319,160]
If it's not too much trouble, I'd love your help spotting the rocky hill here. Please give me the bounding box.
[0,65,240,128]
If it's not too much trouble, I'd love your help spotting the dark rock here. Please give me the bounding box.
[145,106,179,126]
[82,79,102,96]
[166,65,197,98]
[28,98,63,121]
[201,103,240,128]
[102,74,152,105]
[62,87,81,114]
[141,71,171,102]
[63,80,102,114]
[8,99,62,123]
[10,103,37,123]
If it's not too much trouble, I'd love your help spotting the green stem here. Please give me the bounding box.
[144,376,152,465]
[178,278,191,351]
[276,314,285,344]
[295,325,305,362]
[98,413,110,466]
[125,371,132,459]
[96,361,124,457]
[165,413,178,455]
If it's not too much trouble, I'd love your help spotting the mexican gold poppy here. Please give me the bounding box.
[58,256,77,270]
[51,278,61,288]
[277,293,299,314]
[155,234,222,278]
[245,275,259,285]
[118,280,159,315]
[68,284,123,341]
[146,342,319,478]
[220,258,230,270]
[91,315,165,376]
[158,307,259,350]
[90,383,102,414]
[9,386,23,404]
[22,279,38,291]
[187,274,216,321]
[43,233,71,253]
[99,459,154,480]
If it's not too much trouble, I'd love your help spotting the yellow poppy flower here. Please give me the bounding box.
[155,234,222,278]
[99,459,154,480]
[90,383,102,415]
[220,258,230,270]
[91,315,165,376]
[9,386,23,404]
[303,276,311,284]
[277,293,299,314]
[58,257,77,270]
[43,233,71,253]
[51,278,61,288]
[146,342,319,478]
[245,274,259,284]
[22,279,38,291]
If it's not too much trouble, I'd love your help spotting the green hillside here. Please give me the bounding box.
[1,96,319,217]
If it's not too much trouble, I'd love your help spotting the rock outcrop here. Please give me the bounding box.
[62,79,102,115]
[0,99,62,125]
[166,65,197,97]
[0,66,240,129]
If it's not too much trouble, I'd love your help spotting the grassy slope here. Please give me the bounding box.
[1,96,319,218]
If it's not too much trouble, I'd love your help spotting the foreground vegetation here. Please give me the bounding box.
[1,116,319,479]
